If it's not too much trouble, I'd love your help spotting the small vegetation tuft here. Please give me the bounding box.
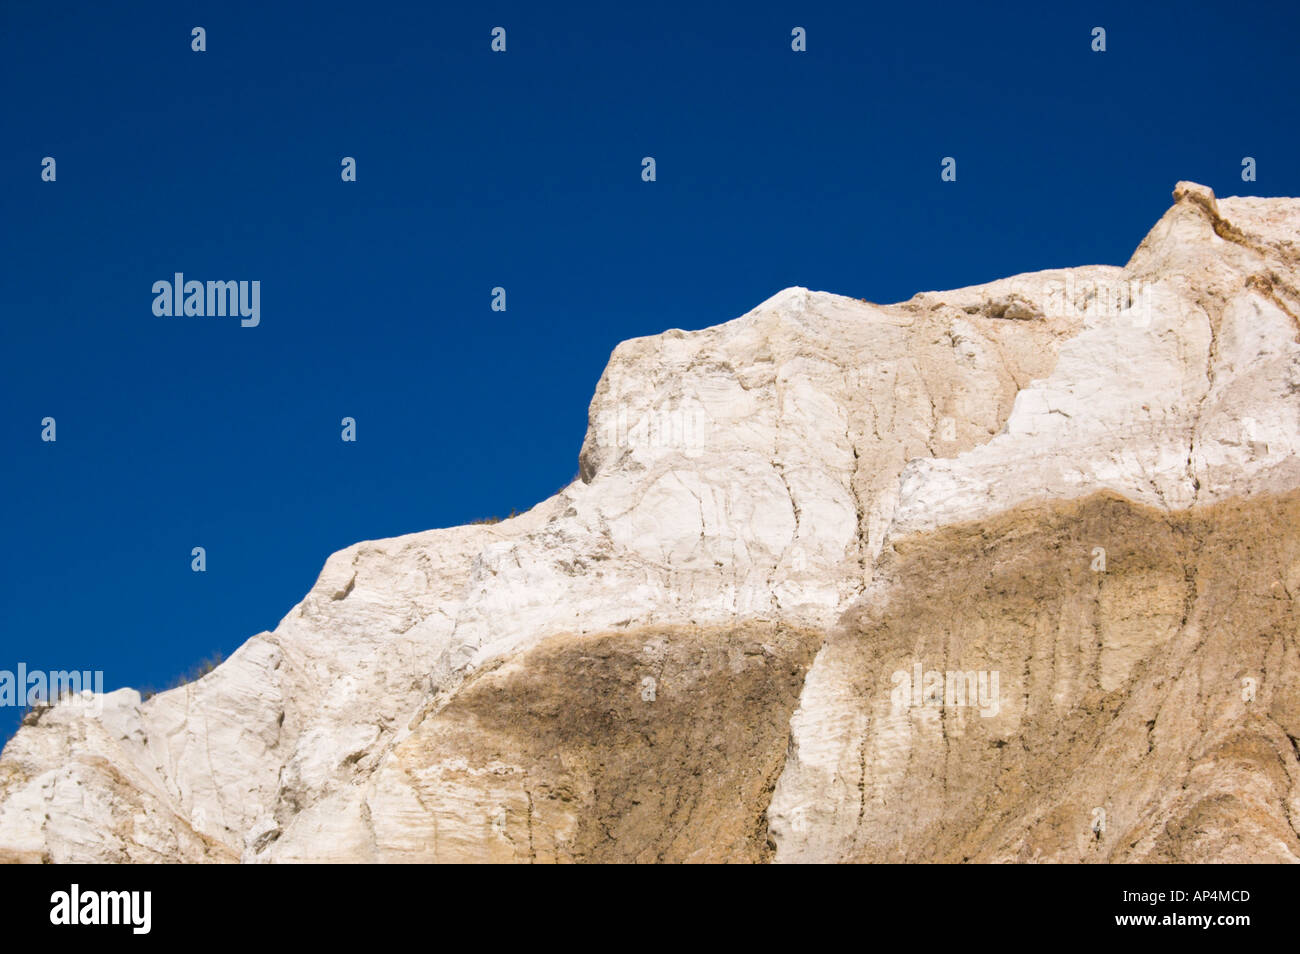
[140,651,226,701]
[469,508,522,525]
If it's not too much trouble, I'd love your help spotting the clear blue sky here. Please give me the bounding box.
[2,0,1297,740]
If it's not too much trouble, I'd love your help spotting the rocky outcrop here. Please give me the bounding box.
[769,183,1300,863]
[2,182,1297,862]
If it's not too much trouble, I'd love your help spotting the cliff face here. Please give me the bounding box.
[2,183,1298,863]
[769,491,1300,863]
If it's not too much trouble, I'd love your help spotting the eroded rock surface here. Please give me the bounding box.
[769,491,1300,863]
[2,182,1297,862]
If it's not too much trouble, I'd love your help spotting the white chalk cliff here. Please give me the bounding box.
[3,182,1299,863]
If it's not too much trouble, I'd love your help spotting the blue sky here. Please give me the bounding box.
[2,0,1297,740]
